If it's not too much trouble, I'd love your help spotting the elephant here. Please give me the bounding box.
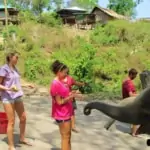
[104,97,136,130]
[83,86,150,135]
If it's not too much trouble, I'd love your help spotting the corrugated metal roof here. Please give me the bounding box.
[0,4,13,9]
[63,6,86,12]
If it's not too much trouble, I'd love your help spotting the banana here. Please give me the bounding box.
[11,85,19,92]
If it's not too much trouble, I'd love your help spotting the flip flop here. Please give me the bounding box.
[19,140,32,146]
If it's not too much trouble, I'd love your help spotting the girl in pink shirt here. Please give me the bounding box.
[50,60,83,150]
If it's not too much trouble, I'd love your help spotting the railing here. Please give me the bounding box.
[0,15,18,21]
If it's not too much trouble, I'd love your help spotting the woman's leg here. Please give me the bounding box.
[71,107,79,133]
[3,102,15,150]
[14,100,26,142]
[71,115,79,133]
[71,115,75,129]
[59,120,71,150]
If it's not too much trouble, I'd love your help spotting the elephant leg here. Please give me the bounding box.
[104,118,115,130]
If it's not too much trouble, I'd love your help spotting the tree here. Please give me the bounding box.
[8,0,52,15]
[52,0,63,10]
[32,0,51,15]
[107,0,143,17]
[7,0,31,10]
[67,0,98,9]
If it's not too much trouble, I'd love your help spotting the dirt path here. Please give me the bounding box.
[0,95,149,150]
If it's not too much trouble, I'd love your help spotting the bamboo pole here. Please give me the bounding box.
[4,0,8,27]
[4,0,8,52]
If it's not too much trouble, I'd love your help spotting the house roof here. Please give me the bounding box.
[57,6,87,14]
[91,6,128,20]
[63,6,86,12]
[0,5,19,12]
[0,4,12,9]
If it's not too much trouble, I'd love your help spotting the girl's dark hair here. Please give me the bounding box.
[6,52,18,63]
[51,60,67,74]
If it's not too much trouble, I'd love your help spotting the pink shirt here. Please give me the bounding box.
[50,79,73,120]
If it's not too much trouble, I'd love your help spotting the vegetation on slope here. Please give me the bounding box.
[1,13,150,98]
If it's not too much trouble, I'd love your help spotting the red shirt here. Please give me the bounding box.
[62,75,75,92]
[122,79,136,99]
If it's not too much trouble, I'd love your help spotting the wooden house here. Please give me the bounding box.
[57,7,87,25]
[56,6,95,29]
[91,6,128,24]
[0,7,19,25]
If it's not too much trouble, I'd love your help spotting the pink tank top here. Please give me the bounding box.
[50,79,73,120]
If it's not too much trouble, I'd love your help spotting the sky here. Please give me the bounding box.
[99,0,150,18]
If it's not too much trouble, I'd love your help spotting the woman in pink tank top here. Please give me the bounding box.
[50,60,83,150]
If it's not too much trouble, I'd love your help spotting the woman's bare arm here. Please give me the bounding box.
[74,81,85,87]
[55,94,74,105]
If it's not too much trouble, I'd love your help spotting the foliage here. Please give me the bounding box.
[38,12,62,27]
[32,0,51,15]
[8,0,51,15]
[1,16,150,98]
[107,0,143,17]
[67,0,98,9]
[90,24,119,46]
[8,0,31,10]
[52,0,63,10]
[19,11,37,22]
[24,57,51,85]
[51,37,97,93]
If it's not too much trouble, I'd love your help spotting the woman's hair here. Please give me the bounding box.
[51,60,67,74]
[6,52,18,63]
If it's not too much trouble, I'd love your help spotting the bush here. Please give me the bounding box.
[38,12,62,27]
[24,57,51,85]
[51,37,97,93]
[19,11,37,23]
[1,17,150,99]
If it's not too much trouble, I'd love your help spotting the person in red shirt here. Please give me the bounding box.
[122,68,140,136]
[62,68,85,133]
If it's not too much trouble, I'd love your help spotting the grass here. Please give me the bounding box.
[0,19,150,98]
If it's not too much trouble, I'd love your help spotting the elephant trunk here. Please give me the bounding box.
[84,102,140,124]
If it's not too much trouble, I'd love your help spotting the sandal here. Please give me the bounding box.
[19,140,32,146]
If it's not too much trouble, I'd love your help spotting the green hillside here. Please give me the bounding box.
[1,13,150,98]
